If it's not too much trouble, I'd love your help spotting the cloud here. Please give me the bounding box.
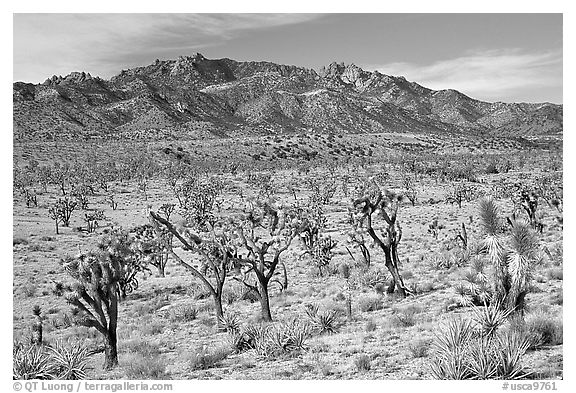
[364,49,562,102]
[14,13,323,82]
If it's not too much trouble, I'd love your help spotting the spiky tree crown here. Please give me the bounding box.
[478,199,502,236]
[60,229,149,301]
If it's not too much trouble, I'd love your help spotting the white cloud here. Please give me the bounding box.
[364,49,562,102]
[14,13,323,82]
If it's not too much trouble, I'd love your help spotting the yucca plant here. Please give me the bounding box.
[472,301,515,338]
[304,303,341,334]
[466,337,498,380]
[506,222,541,312]
[430,318,474,380]
[313,310,340,335]
[430,309,532,379]
[477,199,541,315]
[13,340,92,380]
[218,313,241,334]
[13,343,55,380]
[248,320,312,358]
[48,340,90,380]
[227,324,260,354]
[495,329,532,379]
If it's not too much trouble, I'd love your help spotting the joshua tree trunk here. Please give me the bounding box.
[380,246,407,296]
[104,330,118,370]
[367,225,410,297]
[258,282,273,322]
[32,314,43,345]
[104,293,119,370]
[213,290,224,322]
[281,262,288,291]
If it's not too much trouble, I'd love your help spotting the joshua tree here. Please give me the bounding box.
[50,162,71,196]
[232,200,299,321]
[48,198,78,234]
[31,305,43,345]
[84,210,106,233]
[159,203,175,221]
[477,199,541,314]
[71,184,92,210]
[345,231,371,268]
[105,195,118,210]
[428,218,445,240]
[445,182,478,208]
[22,189,38,208]
[130,223,173,278]
[172,175,222,230]
[456,222,468,249]
[351,182,412,297]
[493,181,544,232]
[54,230,149,369]
[402,175,418,206]
[148,210,235,322]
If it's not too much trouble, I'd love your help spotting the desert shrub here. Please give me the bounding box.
[123,340,162,357]
[124,354,167,379]
[355,267,388,290]
[408,339,430,358]
[169,305,198,322]
[523,312,563,348]
[141,322,164,336]
[188,345,231,371]
[365,319,377,332]
[357,295,384,312]
[19,283,38,298]
[222,281,246,305]
[354,354,371,371]
[13,237,29,246]
[392,305,421,327]
[485,161,499,174]
[550,292,563,306]
[546,267,563,281]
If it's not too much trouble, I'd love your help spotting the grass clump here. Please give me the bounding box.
[188,346,231,370]
[124,355,168,379]
[523,312,563,348]
[354,354,371,371]
[408,339,430,358]
[357,295,384,312]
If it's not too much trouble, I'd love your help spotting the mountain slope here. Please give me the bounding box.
[13,53,563,141]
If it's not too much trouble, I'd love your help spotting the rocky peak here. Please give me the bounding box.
[43,71,95,86]
[319,62,376,90]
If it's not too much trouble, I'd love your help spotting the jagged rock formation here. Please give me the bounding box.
[13,54,563,141]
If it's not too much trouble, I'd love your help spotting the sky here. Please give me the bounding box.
[13,13,563,104]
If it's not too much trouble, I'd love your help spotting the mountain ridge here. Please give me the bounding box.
[13,53,563,141]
